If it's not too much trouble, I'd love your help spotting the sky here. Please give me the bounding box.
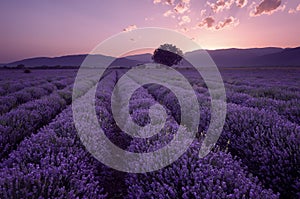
[0,0,300,63]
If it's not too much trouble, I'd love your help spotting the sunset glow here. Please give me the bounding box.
[0,0,299,63]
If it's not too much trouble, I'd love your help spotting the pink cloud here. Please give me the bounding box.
[288,9,296,14]
[235,0,247,8]
[200,9,207,17]
[215,16,239,30]
[154,0,175,5]
[123,25,137,32]
[207,0,235,13]
[198,16,216,29]
[179,15,191,25]
[174,1,190,14]
[182,0,191,3]
[250,0,284,16]
[163,10,175,18]
[288,3,300,14]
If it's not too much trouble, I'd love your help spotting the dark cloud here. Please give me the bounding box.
[198,16,216,29]
[235,0,247,8]
[252,0,283,16]
[174,2,190,14]
[215,16,239,30]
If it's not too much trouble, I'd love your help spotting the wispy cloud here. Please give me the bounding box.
[207,0,235,13]
[288,3,300,14]
[123,25,137,32]
[174,2,190,14]
[200,9,207,17]
[155,0,191,16]
[163,10,175,18]
[145,17,154,21]
[153,0,175,6]
[236,0,247,8]
[197,15,239,31]
[215,16,239,30]
[250,0,285,16]
[179,15,191,25]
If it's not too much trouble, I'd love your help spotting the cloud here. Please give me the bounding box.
[165,0,175,5]
[288,3,300,14]
[207,0,235,13]
[200,9,207,17]
[145,17,154,21]
[156,0,190,16]
[163,10,175,18]
[215,16,239,30]
[174,1,190,14]
[182,0,191,3]
[235,0,247,8]
[197,16,239,31]
[250,0,284,16]
[179,15,191,25]
[288,9,296,14]
[174,3,189,14]
[154,0,175,5]
[198,16,216,29]
[180,27,189,32]
[123,25,137,32]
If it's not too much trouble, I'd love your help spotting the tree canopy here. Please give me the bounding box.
[152,44,183,67]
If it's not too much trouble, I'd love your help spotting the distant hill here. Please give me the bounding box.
[2,47,300,68]
[4,54,142,68]
[253,47,300,67]
[6,54,90,67]
[184,47,300,67]
[125,53,153,63]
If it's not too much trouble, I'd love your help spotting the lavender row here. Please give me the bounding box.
[216,104,300,198]
[0,92,66,160]
[182,88,300,197]
[0,82,57,115]
[0,73,71,97]
[0,76,98,161]
[225,83,300,101]
[0,108,108,199]
[119,74,278,198]
[190,81,300,124]
[226,91,300,124]
[0,72,120,198]
[126,147,278,198]
[219,69,300,91]
[125,106,277,198]
[0,79,49,96]
[129,73,299,198]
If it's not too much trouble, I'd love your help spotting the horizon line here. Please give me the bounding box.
[2,45,300,64]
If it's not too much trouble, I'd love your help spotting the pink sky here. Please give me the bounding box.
[0,0,300,63]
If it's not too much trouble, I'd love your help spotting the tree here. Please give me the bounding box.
[24,69,31,73]
[152,44,183,67]
[16,64,25,69]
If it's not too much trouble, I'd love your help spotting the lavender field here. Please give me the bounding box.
[0,67,299,199]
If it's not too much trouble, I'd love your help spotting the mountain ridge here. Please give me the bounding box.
[2,47,300,68]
